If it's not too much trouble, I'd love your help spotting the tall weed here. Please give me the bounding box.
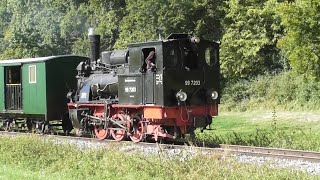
[0,136,315,179]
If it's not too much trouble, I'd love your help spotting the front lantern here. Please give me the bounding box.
[211,91,219,100]
[176,90,187,102]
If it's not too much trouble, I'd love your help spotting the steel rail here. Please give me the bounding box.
[1,131,320,163]
[218,144,320,162]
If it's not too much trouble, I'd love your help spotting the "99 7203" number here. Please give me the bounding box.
[185,80,201,86]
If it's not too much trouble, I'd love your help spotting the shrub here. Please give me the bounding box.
[221,71,320,111]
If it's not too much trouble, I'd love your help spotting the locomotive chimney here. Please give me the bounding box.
[88,28,100,65]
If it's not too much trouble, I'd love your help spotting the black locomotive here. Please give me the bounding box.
[66,29,220,142]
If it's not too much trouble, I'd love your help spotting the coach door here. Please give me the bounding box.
[142,48,156,104]
[4,66,22,110]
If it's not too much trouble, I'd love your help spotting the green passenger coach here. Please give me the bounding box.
[0,55,88,131]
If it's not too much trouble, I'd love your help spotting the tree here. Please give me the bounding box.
[87,0,126,51]
[220,0,284,79]
[277,1,320,79]
[115,0,224,48]
[163,0,224,40]
[0,0,12,56]
[0,0,79,59]
[114,0,163,48]
[69,0,126,55]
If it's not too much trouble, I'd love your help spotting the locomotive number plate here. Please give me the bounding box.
[185,80,201,86]
[125,86,137,93]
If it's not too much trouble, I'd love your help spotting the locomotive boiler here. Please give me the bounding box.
[66,28,220,142]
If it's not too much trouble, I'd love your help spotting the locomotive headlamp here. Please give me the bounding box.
[211,91,219,100]
[191,36,200,44]
[176,90,188,102]
[194,37,200,43]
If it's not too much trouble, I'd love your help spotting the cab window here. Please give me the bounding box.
[205,47,218,67]
[183,47,198,70]
[166,47,178,68]
[140,48,156,72]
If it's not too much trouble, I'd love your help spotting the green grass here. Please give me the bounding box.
[0,136,317,179]
[196,111,320,151]
[211,72,320,151]
[0,164,44,180]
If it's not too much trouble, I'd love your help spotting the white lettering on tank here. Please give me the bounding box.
[125,86,137,93]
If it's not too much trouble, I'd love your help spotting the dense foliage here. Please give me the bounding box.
[1,0,320,109]
[1,0,319,80]
[221,71,320,111]
[0,0,126,58]
[277,1,320,79]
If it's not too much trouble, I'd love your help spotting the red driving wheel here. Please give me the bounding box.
[94,126,108,140]
[93,113,108,140]
[129,116,145,143]
[110,114,127,141]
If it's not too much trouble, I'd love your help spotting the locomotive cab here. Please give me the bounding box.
[118,33,220,108]
[116,34,220,135]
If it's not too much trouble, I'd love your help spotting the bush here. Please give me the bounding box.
[221,71,320,111]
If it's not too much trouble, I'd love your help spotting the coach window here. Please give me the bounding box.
[29,65,36,83]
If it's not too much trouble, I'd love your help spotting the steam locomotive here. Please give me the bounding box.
[66,29,220,142]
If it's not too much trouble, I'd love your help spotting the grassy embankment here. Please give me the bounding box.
[0,136,317,179]
[196,72,320,151]
[196,111,320,151]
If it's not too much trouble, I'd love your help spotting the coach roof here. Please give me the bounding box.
[0,55,88,65]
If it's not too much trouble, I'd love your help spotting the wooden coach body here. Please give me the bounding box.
[0,55,88,121]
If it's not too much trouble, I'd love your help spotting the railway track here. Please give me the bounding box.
[218,144,320,163]
[1,131,320,163]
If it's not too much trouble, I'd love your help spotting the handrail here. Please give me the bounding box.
[6,83,22,86]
